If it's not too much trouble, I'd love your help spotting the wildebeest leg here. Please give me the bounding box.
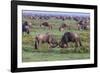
[38,41,42,49]
[79,38,82,46]
[65,43,68,48]
[75,40,78,47]
[34,40,39,49]
[78,26,81,30]
[48,43,53,52]
[27,29,30,34]
[79,25,83,30]
[48,42,52,48]
[77,24,80,30]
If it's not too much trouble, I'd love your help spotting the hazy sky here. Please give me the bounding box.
[22,10,90,16]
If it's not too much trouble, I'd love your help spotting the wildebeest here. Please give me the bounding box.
[34,33,58,49]
[78,20,89,30]
[59,23,69,31]
[39,16,50,20]
[22,21,32,34]
[59,32,82,48]
[40,22,52,30]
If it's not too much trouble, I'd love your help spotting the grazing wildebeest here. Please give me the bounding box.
[78,20,89,30]
[34,33,58,49]
[22,21,32,34]
[59,32,82,48]
[73,16,80,22]
[40,22,52,30]
[59,23,69,31]
[30,16,36,20]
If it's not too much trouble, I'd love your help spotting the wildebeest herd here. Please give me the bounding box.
[22,15,89,50]
[23,17,89,33]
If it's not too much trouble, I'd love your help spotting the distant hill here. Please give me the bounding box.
[22,10,90,17]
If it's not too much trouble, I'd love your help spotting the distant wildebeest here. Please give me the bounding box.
[59,23,69,31]
[40,22,52,30]
[59,32,82,48]
[73,16,80,22]
[30,16,36,20]
[34,33,58,49]
[22,21,32,34]
[78,20,89,30]
[39,16,50,20]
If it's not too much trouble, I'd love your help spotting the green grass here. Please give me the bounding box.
[22,51,90,62]
[22,17,90,62]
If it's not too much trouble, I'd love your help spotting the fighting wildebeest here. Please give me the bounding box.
[59,23,69,31]
[40,22,52,30]
[34,33,58,49]
[59,32,82,48]
[22,21,32,34]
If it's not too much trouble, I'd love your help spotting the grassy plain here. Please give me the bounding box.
[22,17,90,62]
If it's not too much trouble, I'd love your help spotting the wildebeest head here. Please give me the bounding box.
[59,41,68,48]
